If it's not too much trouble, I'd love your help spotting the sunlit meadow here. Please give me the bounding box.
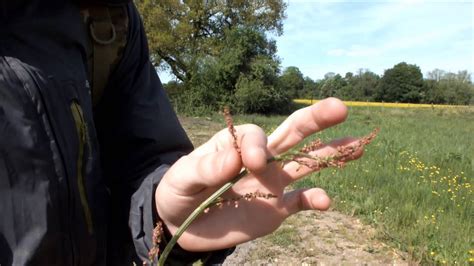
[226,102,473,264]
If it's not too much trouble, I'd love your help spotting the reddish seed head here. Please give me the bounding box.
[293,128,379,171]
[223,106,240,154]
[300,139,324,153]
[148,221,164,263]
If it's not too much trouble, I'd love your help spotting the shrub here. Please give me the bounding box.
[234,76,292,114]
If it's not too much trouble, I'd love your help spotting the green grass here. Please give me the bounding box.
[225,106,474,264]
[266,225,301,247]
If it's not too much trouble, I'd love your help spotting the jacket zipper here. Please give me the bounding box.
[11,59,77,264]
[71,100,94,235]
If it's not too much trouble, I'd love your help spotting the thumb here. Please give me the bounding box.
[281,188,331,216]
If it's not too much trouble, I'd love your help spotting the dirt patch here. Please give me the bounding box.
[223,210,410,265]
[179,116,412,265]
[179,116,225,146]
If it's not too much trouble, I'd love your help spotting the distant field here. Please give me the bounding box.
[294,98,472,109]
[226,104,473,264]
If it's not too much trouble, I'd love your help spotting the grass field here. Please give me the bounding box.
[224,104,473,264]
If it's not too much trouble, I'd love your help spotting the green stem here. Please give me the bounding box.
[158,158,275,265]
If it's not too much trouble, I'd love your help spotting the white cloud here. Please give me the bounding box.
[276,1,473,80]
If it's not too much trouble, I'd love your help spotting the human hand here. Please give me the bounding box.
[155,97,364,252]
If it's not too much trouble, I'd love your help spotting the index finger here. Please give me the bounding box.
[267,97,348,155]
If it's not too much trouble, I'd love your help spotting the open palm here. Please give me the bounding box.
[155,98,363,252]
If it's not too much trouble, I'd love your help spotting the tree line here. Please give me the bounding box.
[286,65,473,106]
[136,0,473,115]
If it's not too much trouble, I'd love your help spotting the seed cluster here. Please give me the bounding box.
[299,139,324,153]
[147,221,164,265]
[292,128,379,171]
[223,106,240,154]
[219,108,379,211]
[205,192,278,213]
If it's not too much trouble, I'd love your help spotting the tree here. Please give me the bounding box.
[349,69,380,101]
[301,76,319,99]
[199,27,278,92]
[455,70,471,84]
[427,69,446,82]
[344,72,354,80]
[376,62,424,103]
[278,66,305,98]
[324,72,336,79]
[320,74,346,98]
[165,26,287,114]
[136,0,286,83]
[425,69,474,105]
[234,56,291,114]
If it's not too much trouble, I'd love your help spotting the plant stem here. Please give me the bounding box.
[158,157,276,265]
[158,169,246,265]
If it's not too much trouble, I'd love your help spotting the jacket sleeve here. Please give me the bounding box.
[93,3,234,265]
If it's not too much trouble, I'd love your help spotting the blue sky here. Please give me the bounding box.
[159,0,473,82]
[274,0,473,80]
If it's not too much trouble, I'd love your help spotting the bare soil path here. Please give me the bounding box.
[179,116,411,265]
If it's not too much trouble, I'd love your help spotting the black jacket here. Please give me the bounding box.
[0,1,232,265]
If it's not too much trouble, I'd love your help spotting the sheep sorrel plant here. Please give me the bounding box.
[150,108,379,266]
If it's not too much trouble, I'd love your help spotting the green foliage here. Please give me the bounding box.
[137,0,291,114]
[162,80,181,98]
[207,27,278,94]
[135,0,286,83]
[167,27,291,115]
[425,70,474,105]
[320,73,346,98]
[300,76,319,99]
[288,66,472,106]
[233,56,292,114]
[376,62,425,103]
[279,66,305,98]
[177,81,225,116]
[340,69,380,101]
